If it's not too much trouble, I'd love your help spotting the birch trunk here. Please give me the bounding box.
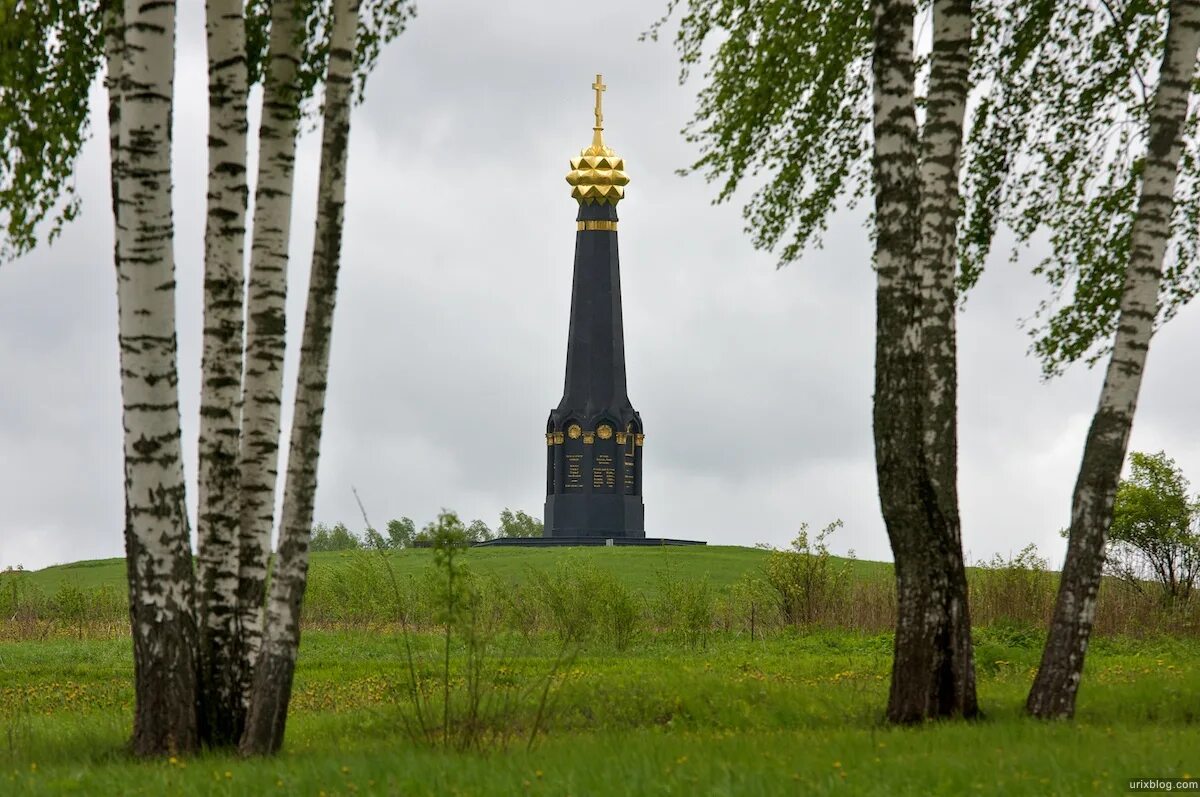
[112,0,199,756]
[236,0,304,698]
[104,7,139,751]
[105,6,121,224]
[196,0,250,748]
[1026,0,1200,719]
[871,0,978,724]
[240,0,360,756]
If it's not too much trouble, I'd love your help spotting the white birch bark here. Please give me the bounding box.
[196,0,250,747]
[236,0,304,688]
[918,0,970,466]
[871,0,978,723]
[913,0,977,719]
[871,0,921,311]
[112,0,199,756]
[241,0,360,756]
[1028,0,1200,719]
[104,5,122,225]
[104,0,131,672]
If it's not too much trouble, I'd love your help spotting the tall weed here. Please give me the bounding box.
[653,565,714,649]
[355,505,575,753]
[970,544,1054,631]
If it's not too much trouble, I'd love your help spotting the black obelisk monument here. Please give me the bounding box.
[544,75,645,539]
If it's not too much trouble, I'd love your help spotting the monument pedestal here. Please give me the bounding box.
[544,493,644,539]
[474,536,704,548]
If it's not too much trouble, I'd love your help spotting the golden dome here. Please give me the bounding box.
[565,74,630,205]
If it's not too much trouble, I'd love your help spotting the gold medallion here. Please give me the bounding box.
[567,424,582,439]
[597,424,613,440]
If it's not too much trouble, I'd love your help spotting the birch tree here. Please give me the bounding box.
[196,0,252,747]
[231,0,412,753]
[111,0,201,755]
[241,0,361,755]
[654,0,993,722]
[1030,2,1200,718]
[235,0,305,714]
[960,0,1200,719]
[200,0,413,748]
[6,0,414,756]
[876,0,980,723]
[0,0,404,761]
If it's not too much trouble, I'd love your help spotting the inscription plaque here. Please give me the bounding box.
[565,453,583,489]
[594,453,615,489]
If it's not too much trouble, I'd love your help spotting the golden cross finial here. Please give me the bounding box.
[567,72,629,204]
[592,74,606,130]
[591,74,607,148]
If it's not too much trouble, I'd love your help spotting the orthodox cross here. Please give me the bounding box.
[592,74,606,130]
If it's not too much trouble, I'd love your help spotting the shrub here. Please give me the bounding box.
[0,573,45,622]
[303,550,399,625]
[51,583,88,638]
[492,578,545,640]
[717,574,779,638]
[529,559,605,644]
[595,576,643,651]
[389,511,572,752]
[970,543,1054,630]
[762,520,852,627]
[653,566,713,649]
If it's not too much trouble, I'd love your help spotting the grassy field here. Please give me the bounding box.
[3,546,1199,794]
[1,628,1198,795]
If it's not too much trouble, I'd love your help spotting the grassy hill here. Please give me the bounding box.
[26,545,894,594]
[6,543,1199,794]
[18,544,1192,640]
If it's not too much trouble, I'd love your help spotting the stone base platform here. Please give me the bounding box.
[473,536,706,548]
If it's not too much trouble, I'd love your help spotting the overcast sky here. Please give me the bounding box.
[2,1,1198,572]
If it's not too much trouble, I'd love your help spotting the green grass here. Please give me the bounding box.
[1,629,1198,795]
[23,545,892,594]
[5,547,1197,794]
[23,558,129,592]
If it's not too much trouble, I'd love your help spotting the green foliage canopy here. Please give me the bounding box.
[245,0,417,117]
[1,0,416,262]
[1113,451,1193,544]
[309,521,363,552]
[655,0,1197,377]
[0,0,103,262]
[1108,450,1200,601]
[959,0,1200,375]
[386,517,417,548]
[498,509,542,539]
[465,519,493,543]
[647,0,876,266]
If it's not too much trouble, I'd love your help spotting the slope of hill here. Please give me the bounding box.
[24,544,892,593]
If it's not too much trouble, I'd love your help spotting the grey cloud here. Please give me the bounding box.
[2,0,1199,571]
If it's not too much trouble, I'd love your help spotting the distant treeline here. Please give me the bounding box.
[309,508,543,552]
